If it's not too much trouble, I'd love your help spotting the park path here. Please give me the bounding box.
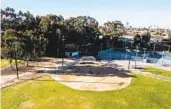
[1,57,171,89]
[1,57,77,88]
[112,60,171,82]
[1,57,59,88]
[132,71,171,82]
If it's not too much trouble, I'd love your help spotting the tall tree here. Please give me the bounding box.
[134,32,151,48]
[1,7,17,30]
[38,14,64,57]
[99,21,124,48]
[65,16,98,45]
[4,29,24,78]
[100,21,124,39]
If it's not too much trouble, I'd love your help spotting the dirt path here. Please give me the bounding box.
[2,57,171,91]
[133,71,171,82]
[1,57,133,91]
[1,57,57,88]
[109,60,171,82]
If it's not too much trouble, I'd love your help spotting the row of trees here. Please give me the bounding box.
[1,7,125,58]
[1,7,125,78]
[1,7,48,63]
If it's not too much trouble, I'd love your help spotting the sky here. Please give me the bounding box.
[2,0,171,28]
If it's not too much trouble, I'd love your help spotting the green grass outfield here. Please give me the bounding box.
[2,74,171,109]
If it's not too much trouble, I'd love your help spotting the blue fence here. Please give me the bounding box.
[98,48,171,66]
[72,52,79,57]
[67,48,171,67]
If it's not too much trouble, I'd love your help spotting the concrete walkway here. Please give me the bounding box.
[110,60,171,82]
[133,71,171,83]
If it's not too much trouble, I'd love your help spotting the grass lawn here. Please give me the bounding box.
[0,59,23,68]
[2,74,171,109]
[144,67,171,77]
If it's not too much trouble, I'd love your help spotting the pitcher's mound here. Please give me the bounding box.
[52,74,132,91]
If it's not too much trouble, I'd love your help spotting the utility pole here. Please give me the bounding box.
[135,45,139,69]
[125,46,128,59]
[127,49,131,69]
[61,36,65,68]
[14,41,19,79]
[143,48,146,59]
[153,44,156,53]
[101,43,103,51]
[161,51,165,64]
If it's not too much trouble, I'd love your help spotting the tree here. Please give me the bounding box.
[65,16,98,45]
[141,32,151,45]
[4,29,24,79]
[100,21,124,39]
[134,32,151,48]
[23,30,34,66]
[38,14,64,57]
[99,21,124,48]
[134,33,141,45]
[1,7,17,30]
[1,7,48,68]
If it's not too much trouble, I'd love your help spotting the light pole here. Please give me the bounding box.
[161,51,165,64]
[110,51,112,59]
[112,42,114,49]
[153,44,156,53]
[138,43,140,49]
[128,41,134,69]
[143,48,147,59]
[127,49,131,69]
[61,36,65,68]
[101,43,103,51]
[136,45,139,57]
[130,42,133,49]
[125,46,128,59]
[107,39,109,49]
[57,36,59,57]
[14,40,19,79]
[135,45,139,69]
[77,45,79,53]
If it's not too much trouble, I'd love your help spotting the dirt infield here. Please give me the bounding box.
[52,74,132,91]
[52,63,132,91]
